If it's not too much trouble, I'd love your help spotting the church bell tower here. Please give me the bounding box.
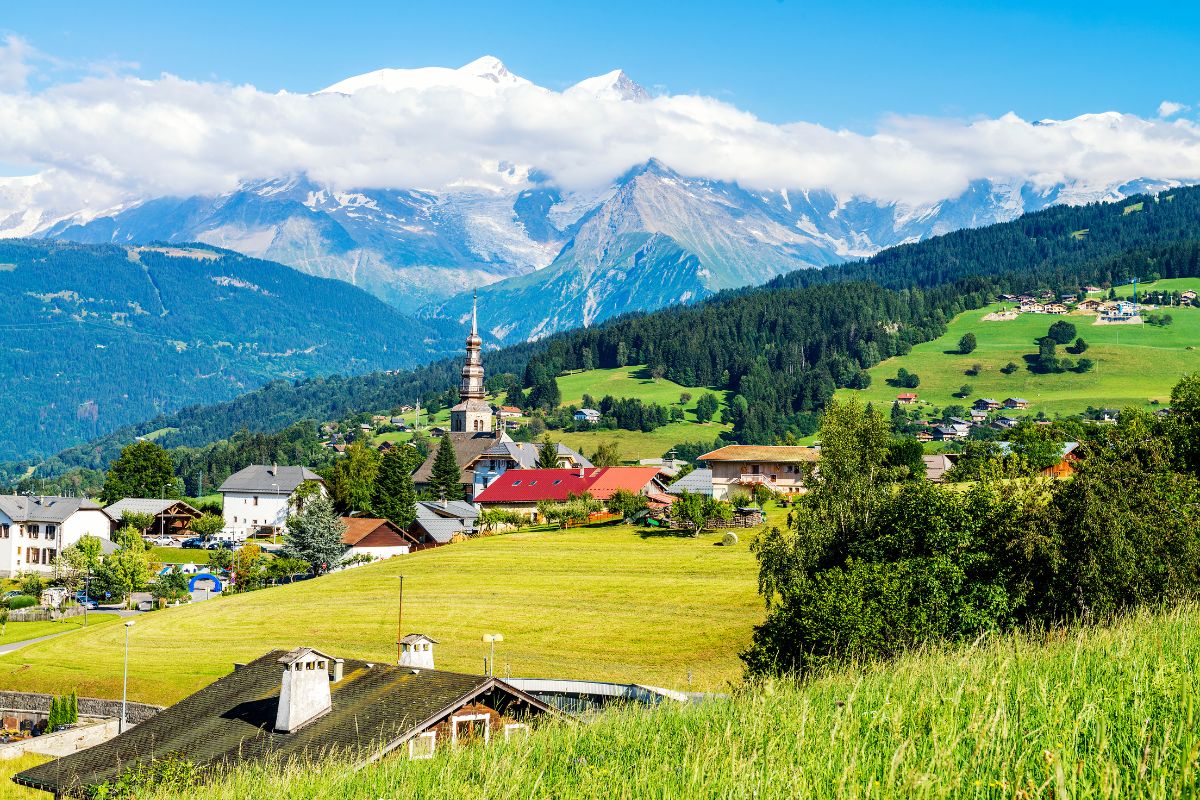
[450,292,494,434]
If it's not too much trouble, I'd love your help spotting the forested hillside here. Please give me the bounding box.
[0,241,451,462]
[23,185,1200,478]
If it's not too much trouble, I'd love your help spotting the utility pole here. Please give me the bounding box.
[395,575,405,664]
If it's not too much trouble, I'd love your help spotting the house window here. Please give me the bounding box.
[253,496,259,506]
[0,524,8,539]
[450,714,491,746]
[409,731,436,759]
[42,549,55,564]
[26,547,38,563]
[45,525,56,540]
[28,524,39,539]
[503,723,530,740]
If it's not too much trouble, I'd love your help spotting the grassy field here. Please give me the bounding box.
[838,290,1200,416]
[554,366,732,462]
[0,524,763,706]
[0,613,120,646]
[0,754,50,800]
[131,604,1200,799]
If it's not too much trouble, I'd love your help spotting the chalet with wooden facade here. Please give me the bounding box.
[340,517,421,560]
[104,498,202,538]
[697,445,820,500]
[896,393,918,404]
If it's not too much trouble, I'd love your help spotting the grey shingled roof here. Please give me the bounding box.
[417,500,479,520]
[667,469,713,496]
[14,649,558,797]
[0,495,107,524]
[478,441,592,469]
[218,465,323,495]
[412,432,504,486]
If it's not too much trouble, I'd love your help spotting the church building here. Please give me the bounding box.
[411,295,589,501]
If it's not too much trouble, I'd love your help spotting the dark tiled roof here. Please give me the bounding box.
[411,432,503,485]
[0,495,107,524]
[218,465,323,494]
[15,650,555,797]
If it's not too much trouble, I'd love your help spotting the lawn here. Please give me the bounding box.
[0,613,120,646]
[837,295,1200,417]
[149,546,211,565]
[138,604,1200,799]
[0,525,764,706]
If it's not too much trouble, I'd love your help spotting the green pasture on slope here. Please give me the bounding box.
[0,525,762,706]
[838,300,1200,416]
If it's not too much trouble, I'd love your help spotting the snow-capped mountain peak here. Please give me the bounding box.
[567,69,650,101]
[317,55,530,97]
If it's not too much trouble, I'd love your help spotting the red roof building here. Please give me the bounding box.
[473,466,665,510]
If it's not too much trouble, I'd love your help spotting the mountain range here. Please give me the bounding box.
[0,58,1185,343]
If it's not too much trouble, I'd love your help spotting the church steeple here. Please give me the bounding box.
[450,291,492,434]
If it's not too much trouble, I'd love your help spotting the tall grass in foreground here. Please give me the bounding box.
[142,605,1200,799]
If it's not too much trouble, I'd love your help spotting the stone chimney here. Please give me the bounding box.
[275,648,334,732]
[398,634,437,670]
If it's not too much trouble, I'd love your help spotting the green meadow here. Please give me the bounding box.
[134,604,1200,800]
[838,286,1200,416]
[0,524,762,707]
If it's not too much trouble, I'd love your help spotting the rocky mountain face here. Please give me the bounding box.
[0,58,1179,338]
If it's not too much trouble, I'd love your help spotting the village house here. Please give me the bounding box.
[0,496,113,578]
[1061,294,1077,304]
[969,409,989,423]
[1044,303,1069,315]
[922,454,956,483]
[1076,298,1103,312]
[932,425,964,442]
[1084,285,1104,294]
[915,430,934,443]
[105,497,202,539]
[573,408,601,424]
[1004,397,1029,410]
[473,467,667,522]
[1020,302,1045,314]
[973,398,1001,411]
[1182,290,1197,303]
[896,392,918,404]
[411,500,479,545]
[14,643,561,796]
[340,517,420,561]
[993,415,1021,429]
[666,468,714,497]
[697,445,820,500]
[219,464,326,540]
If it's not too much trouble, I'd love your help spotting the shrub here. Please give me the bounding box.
[1000,361,1019,374]
[1047,320,1077,344]
[6,595,36,610]
[957,332,977,354]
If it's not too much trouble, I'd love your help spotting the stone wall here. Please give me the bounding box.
[0,719,121,760]
[0,692,161,725]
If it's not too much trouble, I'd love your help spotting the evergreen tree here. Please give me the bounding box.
[328,441,380,513]
[372,448,418,529]
[282,495,347,574]
[100,441,176,504]
[429,435,464,501]
[616,340,629,367]
[536,436,560,469]
[958,332,977,354]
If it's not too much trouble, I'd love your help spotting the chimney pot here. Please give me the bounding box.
[330,658,344,683]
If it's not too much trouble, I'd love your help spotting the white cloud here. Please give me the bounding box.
[0,35,35,92]
[1,41,1199,215]
[1158,100,1188,118]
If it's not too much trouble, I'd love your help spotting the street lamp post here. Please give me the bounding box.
[482,633,504,677]
[83,567,90,628]
[120,620,135,733]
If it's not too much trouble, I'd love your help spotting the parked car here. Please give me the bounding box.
[181,537,206,549]
[2,590,23,600]
[73,594,99,610]
[205,539,235,550]
[144,535,177,547]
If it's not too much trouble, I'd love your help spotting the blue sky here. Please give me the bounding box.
[5,0,1199,128]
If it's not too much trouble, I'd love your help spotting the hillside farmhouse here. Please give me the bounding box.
[14,644,560,797]
[697,445,820,500]
[411,500,479,545]
[219,465,326,540]
[0,496,113,578]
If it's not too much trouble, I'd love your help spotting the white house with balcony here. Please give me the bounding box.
[218,465,326,540]
[0,496,114,578]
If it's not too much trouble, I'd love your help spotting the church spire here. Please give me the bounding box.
[471,290,478,337]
